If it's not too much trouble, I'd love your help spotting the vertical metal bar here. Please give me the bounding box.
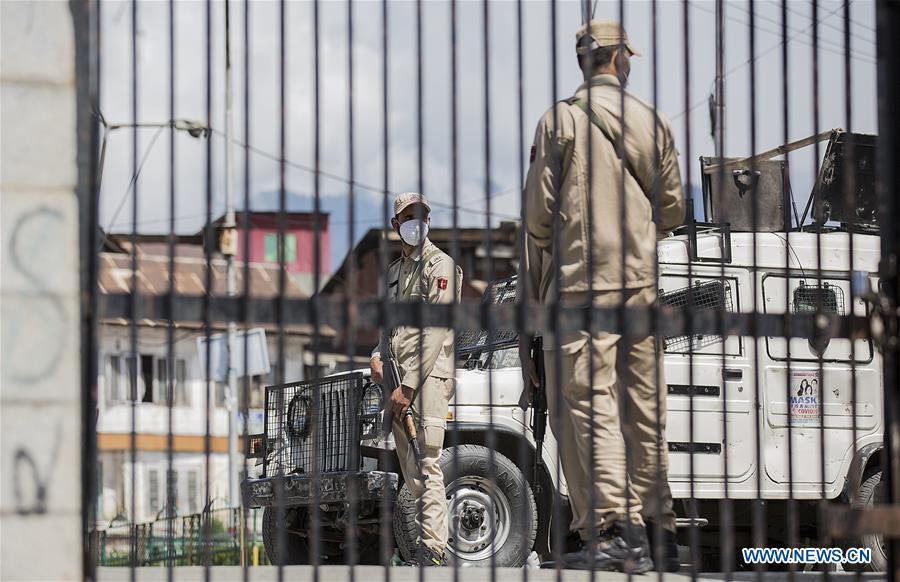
[779,4,798,577]
[449,1,462,579]
[378,0,392,571]
[513,0,528,578]
[345,0,359,573]
[203,0,214,576]
[582,6,599,579]
[649,0,664,575]
[240,0,252,576]
[275,0,287,576]
[128,0,139,575]
[548,0,565,573]
[414,0,426,573]
[747,1,767,576]
[681,1,699,575]
[310,0,323,574]
[809,6,830,576]
[841,2,862,579]
[80,0,103,578]
[713,0,733,574]
[614,3,634,580]
[480,0,498,577]
[876,1,900,579]
[165,0,177,576]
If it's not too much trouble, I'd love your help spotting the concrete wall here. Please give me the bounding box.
[0,1,82,580]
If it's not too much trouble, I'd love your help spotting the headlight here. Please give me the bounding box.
[359,383,383,440]
[286,393,311,438]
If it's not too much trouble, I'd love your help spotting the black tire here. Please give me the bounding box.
[394,444,538,567]
[262,507,310,565]
[843,471,887,572]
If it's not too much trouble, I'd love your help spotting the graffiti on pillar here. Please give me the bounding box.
[4,206,69,383]
[13,424,62,515]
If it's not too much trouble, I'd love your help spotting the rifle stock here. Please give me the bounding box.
[381,355,425,479]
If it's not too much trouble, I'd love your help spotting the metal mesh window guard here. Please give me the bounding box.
[660,280,734,353]
[793,281,845,315]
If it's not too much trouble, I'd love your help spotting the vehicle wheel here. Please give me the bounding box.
[843,471,887,572]
[262,507,310,565]
[393,444,537,567]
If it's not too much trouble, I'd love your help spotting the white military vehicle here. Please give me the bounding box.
[243,130,886,571]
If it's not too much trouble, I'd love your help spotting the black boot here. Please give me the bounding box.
[645,520,680,572]
[541,522,653,574]
[408,545,447,567]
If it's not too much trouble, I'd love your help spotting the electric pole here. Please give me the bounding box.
[223,0,240,510]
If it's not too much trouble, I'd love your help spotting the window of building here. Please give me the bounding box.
[187,470,199,514]
[147,469,160,515]
[240,374,268,409]
[263,232,297,264]
[168,470,178,512]
[175,359,189,406]
[106,355,126,404]
[105,354,190,406]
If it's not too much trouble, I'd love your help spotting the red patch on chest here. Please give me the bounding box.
[437,277,448,290]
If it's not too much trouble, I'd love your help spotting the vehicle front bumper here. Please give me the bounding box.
[241,470,398,508]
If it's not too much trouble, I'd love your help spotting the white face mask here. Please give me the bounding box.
[399,219,429,247]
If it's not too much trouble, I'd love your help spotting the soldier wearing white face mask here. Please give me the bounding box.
[370,192,463,567]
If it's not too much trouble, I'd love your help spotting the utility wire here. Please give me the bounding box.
[207,129,519,221]
[727,1,876,57]
[672,0,868,123]
[99,126,167,250]
[784,0,874,34]
[693,1,875,64]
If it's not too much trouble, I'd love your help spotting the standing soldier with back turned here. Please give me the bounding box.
[370,192,463,567]
[520,20,685,573]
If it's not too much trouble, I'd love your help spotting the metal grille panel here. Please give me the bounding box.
[660,280,733,353]
[793,281,846,316]
[264,372,363,476]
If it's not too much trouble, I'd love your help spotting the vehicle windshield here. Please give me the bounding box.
[456,277,521,369]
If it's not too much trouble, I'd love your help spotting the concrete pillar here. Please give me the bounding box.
[1,1,83,580]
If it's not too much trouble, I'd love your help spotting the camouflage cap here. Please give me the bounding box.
[393,192,432,217]
[575,20,641,57]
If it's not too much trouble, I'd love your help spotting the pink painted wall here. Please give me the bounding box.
[234,213,330,274]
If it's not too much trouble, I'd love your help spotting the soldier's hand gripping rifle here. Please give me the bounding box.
[381,355,425,480]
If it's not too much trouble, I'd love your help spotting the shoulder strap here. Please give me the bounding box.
[567,97,643,192]
[400,247,444,300]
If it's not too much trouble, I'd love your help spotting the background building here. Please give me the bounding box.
[317,222,520,370]
[95,221,331,525]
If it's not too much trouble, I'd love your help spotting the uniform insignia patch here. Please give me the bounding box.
[437,277,448,290]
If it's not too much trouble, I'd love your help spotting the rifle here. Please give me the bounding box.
[529,336,547,495]
[381,355,425,480]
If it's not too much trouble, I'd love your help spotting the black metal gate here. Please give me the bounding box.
[72,0,900,580]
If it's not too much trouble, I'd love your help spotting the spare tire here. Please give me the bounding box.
[393,444,537,567]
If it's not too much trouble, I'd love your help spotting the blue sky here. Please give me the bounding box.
[98,0,879,273]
